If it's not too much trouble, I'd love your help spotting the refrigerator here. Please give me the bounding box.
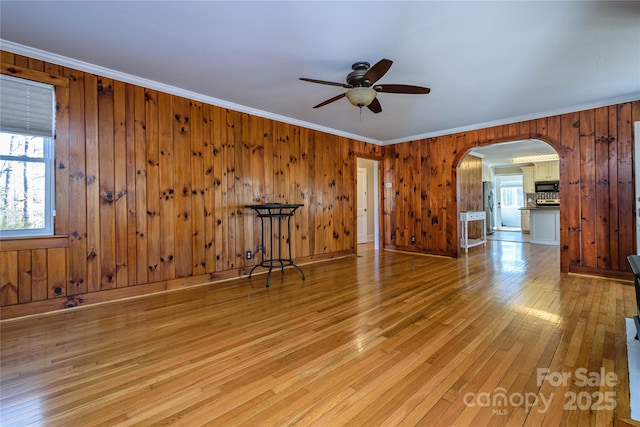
[483,181,495,234]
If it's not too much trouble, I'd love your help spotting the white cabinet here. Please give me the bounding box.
[534,161,559,182]
[460,211,486,253]
[521,166,535,193]
[482,164,494,182]
[521,209,530,233]
[530,208,560,245]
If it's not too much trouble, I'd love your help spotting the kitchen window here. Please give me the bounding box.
[0,75,56,238]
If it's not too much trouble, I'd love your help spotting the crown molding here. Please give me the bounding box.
[383,93,640,145]
[0,40,382,145]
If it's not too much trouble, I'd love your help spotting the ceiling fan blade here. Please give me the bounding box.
[300,77,351,88]
[313,93,346,108]
[364,59,393,84]
[367,97,382,114]
[374,84,431,94]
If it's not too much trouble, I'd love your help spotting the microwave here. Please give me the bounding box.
[535,181,559,192]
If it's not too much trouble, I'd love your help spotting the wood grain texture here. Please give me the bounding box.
[0,242,635,425]
[0,52,637,317]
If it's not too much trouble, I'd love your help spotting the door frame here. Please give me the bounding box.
[494,174,524,230]
[357,167,368,244]
[356,157,381,250]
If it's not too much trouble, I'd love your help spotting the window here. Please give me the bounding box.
[500,186,524,209]
[0,75,55,238]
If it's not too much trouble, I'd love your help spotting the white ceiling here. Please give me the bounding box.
[470,139,557,167]
[1,1,638,145]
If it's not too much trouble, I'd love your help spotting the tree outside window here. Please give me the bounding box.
[0,133,50,232]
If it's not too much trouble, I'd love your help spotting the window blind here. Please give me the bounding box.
[0,74,55,138]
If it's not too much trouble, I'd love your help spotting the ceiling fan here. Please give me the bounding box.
[299,59,430,114]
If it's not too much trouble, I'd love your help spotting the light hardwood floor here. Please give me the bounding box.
[1,240,637,426]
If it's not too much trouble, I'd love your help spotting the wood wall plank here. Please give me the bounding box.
[594,107,611,270]
[125,84,139,286]
[47,247,66,299]
[225,109,238,269]
[84,74,101,292]
[191,101,206,275]
[113,80,128,287]
[240,113,253,269]
[158,92,176,279]
[248,115,264,262]
[580,109,597,268]
[212,106,225,272]
[97,78,117,289]
[616,102,634,270]
[608,106,620,273]
[313,133,325,255]
[172,96,193,278]
[202,104,216,274]
[145,89,161,282]
[17,250,32,304]
[54,71,70,236]
[0,251,18,305]
[31,249,47,301]
[299,127,310,257]
[66,67,87,295]
[133,85,148,284]
[307,131,317,256]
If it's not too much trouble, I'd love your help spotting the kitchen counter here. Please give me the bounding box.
[526,206,560,210]
[529,208,560,245]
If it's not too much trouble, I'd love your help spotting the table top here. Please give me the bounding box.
[246,203,304,209]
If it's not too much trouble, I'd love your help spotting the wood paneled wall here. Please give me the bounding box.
[383,103,639,278]
[0,50,636,318]
[458,153,483,239]
[0,52,384,318]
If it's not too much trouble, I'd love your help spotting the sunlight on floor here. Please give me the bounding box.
[488,230,530,243]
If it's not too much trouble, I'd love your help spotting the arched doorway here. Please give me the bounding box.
[458,139,560,246]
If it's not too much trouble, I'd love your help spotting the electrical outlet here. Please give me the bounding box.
[246,251,252,260]
[411,235,416,243]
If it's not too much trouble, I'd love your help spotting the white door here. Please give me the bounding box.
[357,167,368,244]
[495,175,523,230]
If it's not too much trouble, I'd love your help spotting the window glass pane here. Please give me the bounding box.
[501,187,524,208]
[0,133,45,158]
[0,159,47,230]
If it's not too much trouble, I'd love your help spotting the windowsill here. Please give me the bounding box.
[0,235,69,251]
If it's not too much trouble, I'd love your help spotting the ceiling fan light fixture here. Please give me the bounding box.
[345,87,377,108]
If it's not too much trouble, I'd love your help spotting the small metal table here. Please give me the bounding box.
[246,203,305,288]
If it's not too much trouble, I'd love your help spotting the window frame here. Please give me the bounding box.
[0,73,57,239]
